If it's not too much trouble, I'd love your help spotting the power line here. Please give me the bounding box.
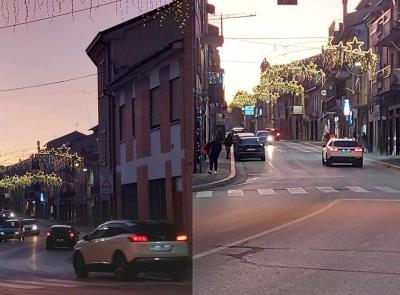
[0,0,125,30]
[0,73,97,92]
[225,36,327,40]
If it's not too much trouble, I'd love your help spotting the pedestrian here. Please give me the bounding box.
[207,135,222,175]
[224,132,234,159]
[362,132,368,152]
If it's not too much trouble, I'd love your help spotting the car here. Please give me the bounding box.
[230,127,246,135]
[72,220,190,281]
[1,210,15,219]
[233,132,255,146]
[256,130,274,145]
[266,128,281,141]
[234,136,265,161]
[22,219,40,236]
[322,138,363,167]
[0,219,24,242]
[46,225,79,250]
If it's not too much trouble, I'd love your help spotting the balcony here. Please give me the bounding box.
[371,65,400,96]
[371,8,400,47]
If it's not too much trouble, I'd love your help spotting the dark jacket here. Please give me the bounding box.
[208,140,222,159]
[224,133,233,147]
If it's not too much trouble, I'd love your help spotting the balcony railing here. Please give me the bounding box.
[371,65,400,95]
[371,8,400,47]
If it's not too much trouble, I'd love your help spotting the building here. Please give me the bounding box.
[369,0,400,155]
[86,1,195,234]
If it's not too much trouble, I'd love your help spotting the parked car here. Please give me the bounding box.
[0,219,24,242]
[46,225,79,250]
[256,130,274,145]
[234,136,265,161]
[1,210,15,219]
[230,127,246,135]
[233,132,255,146]
[266,128,281,141]
[72,220,189,281]
[22,219,40,236]
[322,138,363,167]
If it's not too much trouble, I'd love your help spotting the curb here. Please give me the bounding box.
[192,146,236,192]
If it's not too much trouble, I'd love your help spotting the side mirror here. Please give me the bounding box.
[322,144,326,148]
[83,235,89,241]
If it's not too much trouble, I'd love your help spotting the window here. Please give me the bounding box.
[150,87,160,128]
[149,179,166,220]
[119,105,125,141]
[132,98,135,136]
[170,78,181,122]
[121,183,138,220]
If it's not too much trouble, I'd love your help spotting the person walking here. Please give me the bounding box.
[361,132,368,152]
[224,132,234,159]
[207,135,222,175]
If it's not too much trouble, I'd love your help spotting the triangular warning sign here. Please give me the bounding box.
[101,177,112,189]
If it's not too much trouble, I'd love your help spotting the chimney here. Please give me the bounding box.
[343,0,348,23]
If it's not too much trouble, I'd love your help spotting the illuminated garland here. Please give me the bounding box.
[0,172,62,190]
[229,90,257,109]
[322,36,377,73]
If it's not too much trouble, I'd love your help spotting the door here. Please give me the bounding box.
[81,226,108,264]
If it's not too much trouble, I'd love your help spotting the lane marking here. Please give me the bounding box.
[347,186,370,193]
[375,186,400,193]
[195,191,213,198]
[8,280,79,288]
[257,188,276,196]
[316,186,338,193]
[287,187,307,195]
[0,283,42,290]
[228,189,244,197]
[193,200,340,260]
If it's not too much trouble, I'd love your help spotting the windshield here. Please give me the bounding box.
[256,131,271,136]
[2,221,19,228]
[23,220,37,225]
[334,141,358,147]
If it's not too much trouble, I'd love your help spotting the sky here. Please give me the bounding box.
[0,0,172,164]
[0,0,360,164]
[209,0,360,103]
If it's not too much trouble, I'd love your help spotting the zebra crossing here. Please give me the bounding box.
[194,185,400,198]
[0,277,188,291]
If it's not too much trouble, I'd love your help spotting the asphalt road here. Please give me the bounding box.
[193,141,400,295]
[0,220,191,295]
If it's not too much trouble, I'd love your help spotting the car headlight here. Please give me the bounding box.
[0,232,4,235]
[10,213,15,218]
[15,231,19,234]
[32,225,38,231]
[267,136,274,142]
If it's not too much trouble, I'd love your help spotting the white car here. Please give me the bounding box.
[256,130,274,145]
[322,138,363,167]
[22,219,40,235]
[72,220,189,281]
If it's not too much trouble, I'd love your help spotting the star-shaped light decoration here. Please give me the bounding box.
[347,36,364,53]
[57,144,72,156]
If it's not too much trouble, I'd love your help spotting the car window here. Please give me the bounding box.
[103,223,129,238]
[256,131,270,136]
[127,223,178,241]
[240,138,261,145]
[89,226,108,240]
[23,220,36,225]
[333,141,358,147]
[2,221,19,228]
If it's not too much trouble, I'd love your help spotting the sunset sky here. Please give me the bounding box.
[0,0,360,164]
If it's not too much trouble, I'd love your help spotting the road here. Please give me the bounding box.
[0,220,191,295]
[193,141,400,295]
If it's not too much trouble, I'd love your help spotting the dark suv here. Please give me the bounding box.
[46,225,79,250]
[0,219,24,242]
[234,136,265,161]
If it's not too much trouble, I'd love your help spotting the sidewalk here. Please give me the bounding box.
[302,140,400,168]
[192,146,236,191]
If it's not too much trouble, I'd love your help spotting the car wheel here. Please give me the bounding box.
[326,159,332,167]
[169,267,186,282]
[113,252,128,281]
[73,252,89,279]
[322,154,326,165]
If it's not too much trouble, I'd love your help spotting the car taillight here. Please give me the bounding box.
[128,235,148,242]
[354,147,363,152]
[69,232,75,238]
[176,234,188,241]
[328,147,338,152]
[276,132,280,137]
[46,231,51,237]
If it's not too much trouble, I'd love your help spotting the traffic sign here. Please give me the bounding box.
[100,173,113,194]
[277,0,297,5]
[321,89,327,96]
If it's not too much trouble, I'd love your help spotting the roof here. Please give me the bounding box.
[46,131,87,148]
[86,1,176,54]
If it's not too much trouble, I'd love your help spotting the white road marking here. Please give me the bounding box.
[257,188,276,196]
[228,189,244,197]
[195,191,213,198]
[287,187,307,194]
[0,283,42,289]
[375,186,400,193]
[347,186,370,193]
[193,200,341,260]
[316,186,338,193]
[8,280,79,288]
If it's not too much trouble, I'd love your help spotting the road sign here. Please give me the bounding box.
[321,89,327,96]
[100,173,113,194]
[277,0,297,5]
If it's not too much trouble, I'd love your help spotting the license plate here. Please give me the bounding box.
[247,148,256,151]
[56,239,64,242]
[150,244,173,252]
